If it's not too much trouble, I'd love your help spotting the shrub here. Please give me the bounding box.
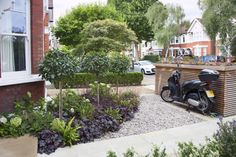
[48,90,95,120]
[89,82,111,97]
[178,119,236,157]
[55,72,143,88]
[213,120,236,157]
[37,129,64,154]
[119,91,140,109]
[0,93,53,137]
[78,115,120,143]
[178,141,219,157]
[142,55,161,63]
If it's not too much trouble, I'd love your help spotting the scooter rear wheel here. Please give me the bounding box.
[197,93,212,113]
[160,88,174,103]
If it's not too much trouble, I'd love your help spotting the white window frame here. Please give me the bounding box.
[0,0,41,86]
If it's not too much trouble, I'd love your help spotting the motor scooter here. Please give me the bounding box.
[160,56,219,113]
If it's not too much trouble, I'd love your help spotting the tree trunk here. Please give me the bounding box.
[96,75,100,106]
[211,38,216,56]
[58,81,63,119]
[134,44,139,61]
[116,78,119,95]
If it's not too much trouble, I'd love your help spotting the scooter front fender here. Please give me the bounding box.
[162,86,170,90]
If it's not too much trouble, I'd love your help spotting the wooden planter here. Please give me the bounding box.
[0,135,38,157]
[155,64,236,117]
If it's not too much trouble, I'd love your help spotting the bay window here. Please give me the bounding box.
[0,0,30,76]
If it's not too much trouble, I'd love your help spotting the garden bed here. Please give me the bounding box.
[0,83,141,155]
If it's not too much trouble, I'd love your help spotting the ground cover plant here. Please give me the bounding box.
[0,84,140,155]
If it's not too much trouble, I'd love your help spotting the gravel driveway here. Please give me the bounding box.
[100,94,204,140]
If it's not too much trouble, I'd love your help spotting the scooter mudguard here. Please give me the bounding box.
[208,97,216,104]
[162,86,169,90]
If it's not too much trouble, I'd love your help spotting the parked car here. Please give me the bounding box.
[133,60,155,74]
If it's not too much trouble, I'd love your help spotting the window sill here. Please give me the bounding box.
[0,75,44,86]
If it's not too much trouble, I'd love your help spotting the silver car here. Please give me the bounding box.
[133,60,155,74]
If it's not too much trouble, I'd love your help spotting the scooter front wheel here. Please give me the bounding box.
[160,88,174,103]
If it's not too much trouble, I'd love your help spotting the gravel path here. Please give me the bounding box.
[100,94,204,140]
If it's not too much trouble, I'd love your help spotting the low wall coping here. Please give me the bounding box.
[156,64,236,71]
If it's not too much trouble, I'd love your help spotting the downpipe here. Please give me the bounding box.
[187,98,200,107]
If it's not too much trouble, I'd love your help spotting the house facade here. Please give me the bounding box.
[0,0,53,112]
[169,18,221,57]
[140,40,163,58]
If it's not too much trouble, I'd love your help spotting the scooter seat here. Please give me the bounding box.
[182,80,203,91]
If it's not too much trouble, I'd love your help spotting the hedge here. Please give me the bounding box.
[142,54,161,63]
[55,72,143,88]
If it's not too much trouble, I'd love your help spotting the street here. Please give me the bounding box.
[142,74,155,86]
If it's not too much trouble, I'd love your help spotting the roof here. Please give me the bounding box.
[187,18,203,33]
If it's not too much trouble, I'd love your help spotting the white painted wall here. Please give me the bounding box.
[171,19,211,45]
[140,40,163,58]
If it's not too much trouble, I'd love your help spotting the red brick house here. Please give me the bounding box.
[169,18,221,57]
[0,0,53,112]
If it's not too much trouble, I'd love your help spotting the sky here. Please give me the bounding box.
[53,0,202,22]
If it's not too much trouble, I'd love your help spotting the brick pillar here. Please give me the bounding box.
[44,13,49,52]
[31,0,44,74]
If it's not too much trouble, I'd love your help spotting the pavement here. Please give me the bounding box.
[38,115,236,157]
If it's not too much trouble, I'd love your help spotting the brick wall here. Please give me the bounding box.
[170,41,220,56]
[44,13,49,52]
[44,34,49,52]
[31,0,44,74]
[0,81,45,113]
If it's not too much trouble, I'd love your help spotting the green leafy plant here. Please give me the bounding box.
[178,141,219,157]
[213,120,236,157]
[76,19,137,56]
[119,91,140,109]
[51,117,80,146]
[89,82,111,97]
[80,51,110,105]
[107,151,118,157]
[48,90,95,120]
[109,53,130,94]
[53,5,123,47]
[39,49,78,119]
[104,107,122,121]
[55,72,143,88]
[142,55,161,63]
[0,115,25,137]
[123,148,136,157]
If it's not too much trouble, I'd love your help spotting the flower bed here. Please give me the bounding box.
[0,83,140,155]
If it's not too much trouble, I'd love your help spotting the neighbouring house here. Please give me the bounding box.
[168,18,222,57]
[126,41,163,61]
[0,0,53,112]
[140,40,163,58]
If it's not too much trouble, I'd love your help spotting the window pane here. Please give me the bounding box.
[14,0,26,12]
[12,11,26,34]
[1,36,26,72]
[0,0,26,34]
